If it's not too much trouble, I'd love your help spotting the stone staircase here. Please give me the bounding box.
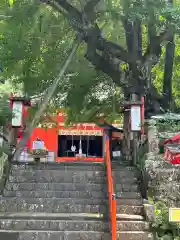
[112,161,153,239]
[0,162,153,239]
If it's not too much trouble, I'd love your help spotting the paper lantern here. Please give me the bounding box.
[12,101,23,127]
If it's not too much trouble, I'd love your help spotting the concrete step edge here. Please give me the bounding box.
[1,196,143,205]
[117,231,153,234]
[0,212,145,220]
[0,230,153,234]
[116,214,144,220]
[0,199,144,208]
[0,212,104,220]
[3,191,141,196]
[0,230,152,233]
[0,197,143,205]
[0,218,149,224]
[0,230,108,233]
[6,182,138,186]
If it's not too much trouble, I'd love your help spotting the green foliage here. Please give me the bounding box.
[153,37,180,107]
[0,0,123,123]
[0,0,74,96]
[152,201,180,239]
[0,84,12,127]
[156,120,180,132]
[151,114,180,132]
[29,149,48,156]
[1,0,180,124]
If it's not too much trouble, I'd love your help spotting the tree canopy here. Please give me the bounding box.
[0,0,180,124]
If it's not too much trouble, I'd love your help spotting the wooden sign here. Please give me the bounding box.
[169,208,180,222]
[59,129,103,136]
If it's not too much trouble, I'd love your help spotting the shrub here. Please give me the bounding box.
[152,201,180,239]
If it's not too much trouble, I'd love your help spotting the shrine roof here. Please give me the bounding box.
[164,133,180,144]
[151,113,180,121]
[99,122,123,132]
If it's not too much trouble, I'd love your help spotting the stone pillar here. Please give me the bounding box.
[145,119,159,154]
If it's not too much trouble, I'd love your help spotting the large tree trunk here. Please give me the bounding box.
[122,18,142,164]
[163,39,174,110]
[122,106,131,160]
[162,0,175,111]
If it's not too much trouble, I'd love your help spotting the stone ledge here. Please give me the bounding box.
[143,203,155,222]
[0,219,150,232]
[116,214,144,220]
[0,212,104,220]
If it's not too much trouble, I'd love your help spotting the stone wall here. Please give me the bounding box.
[144,152,180,206]
[0,153,8,178]
[142,120,180,206]
[0,152,9,194]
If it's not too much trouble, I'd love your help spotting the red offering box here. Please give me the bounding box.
[165,144,180,164]
[164,133,180,164]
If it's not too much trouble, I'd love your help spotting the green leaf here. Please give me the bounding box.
[8,0,15,6]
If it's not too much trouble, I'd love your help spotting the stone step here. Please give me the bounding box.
[5,182,106,191]
[0,230,153,240]
[10,169,139,179]
[11,163,138,172]
[0,219,149,231]
[117,214,144,221]
[0,198,143,215]
[0,199,143,215]
[3,190,104,199]
[116,191,141,199]
[2,194,143,206]
[0,212,104,220]
[9,175,106,184]
[116,198,143,206]
[5,182,139,192]
[3,189,141,199]
[117,205,143,215]
[0,212,145,220]
[0,203,106,214]
[8,174,138,184]
[1,197,107,205]
[112,165,137,171]
[11,162,105,171]
[117,231,153,240]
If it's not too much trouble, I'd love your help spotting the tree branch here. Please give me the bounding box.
[85,51,129,88]
[143,28,173,66]
[13,38,81,160]
[84,0,100,13]
[53,0,82,20]
[83,0,100,21]
[40,0,134,64]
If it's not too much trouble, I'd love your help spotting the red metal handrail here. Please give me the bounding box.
[105,134,117,240]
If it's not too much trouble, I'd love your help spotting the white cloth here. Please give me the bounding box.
[79,148,82,155]
[71,145,76,152]
[112,151,121,157]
